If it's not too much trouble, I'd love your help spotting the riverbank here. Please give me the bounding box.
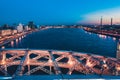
[83,28,120,38]
[0,29,39,47]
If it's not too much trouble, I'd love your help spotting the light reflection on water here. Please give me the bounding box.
[10,41,14,47]
[98,34,107,39]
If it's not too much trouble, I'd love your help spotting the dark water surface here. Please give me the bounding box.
[5,28,118,57]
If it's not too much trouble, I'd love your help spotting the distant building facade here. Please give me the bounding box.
[12,30,17,35]
[25,25,29,31]
[0,29,12,36]
[17,23,23,33]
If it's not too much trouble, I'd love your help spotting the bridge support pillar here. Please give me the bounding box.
[67,68,72,75]
[49,51,62,75]
[27,65,30,75]
[27,53,30,75]
[4,65,7,76]
[2,52,6,65]
[20,66,25,76]
[14,50,29,76]
[50,66,52,75]
[1,52,8,76]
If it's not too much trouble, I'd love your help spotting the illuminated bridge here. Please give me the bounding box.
[0,49,120,79]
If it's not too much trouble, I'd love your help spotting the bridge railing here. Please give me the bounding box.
[0,48,119,77]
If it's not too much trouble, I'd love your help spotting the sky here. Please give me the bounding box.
[0,0,120,25]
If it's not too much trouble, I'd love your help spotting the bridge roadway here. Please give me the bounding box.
[0,49,120,79]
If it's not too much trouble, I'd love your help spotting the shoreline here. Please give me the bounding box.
[0,30,39,47]
[83,28,120,39]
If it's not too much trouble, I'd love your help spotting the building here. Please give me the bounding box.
[0,29,12,37]
[25,25,29,31]
[111,18,113,26]
[17,23,23,33]
[12,30,17,35]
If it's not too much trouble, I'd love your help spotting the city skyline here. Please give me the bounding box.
[0,0,120,25]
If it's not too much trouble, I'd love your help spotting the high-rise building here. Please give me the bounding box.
[100,16,103,27]
[17,23,23,33]
[111,18,113,26]
[99,16,103,30]
[25,25,29,31]
[28,21,36,29]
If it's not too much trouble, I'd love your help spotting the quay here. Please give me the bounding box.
[83,28,120,38]
[0,30,39,47]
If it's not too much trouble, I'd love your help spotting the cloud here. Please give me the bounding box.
[79,7,120,24]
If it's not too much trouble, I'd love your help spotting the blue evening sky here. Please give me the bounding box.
[0,0,120,25]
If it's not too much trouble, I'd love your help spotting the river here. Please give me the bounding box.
[3,28,118,58]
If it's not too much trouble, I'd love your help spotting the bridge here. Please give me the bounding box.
[0,49,120,79]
